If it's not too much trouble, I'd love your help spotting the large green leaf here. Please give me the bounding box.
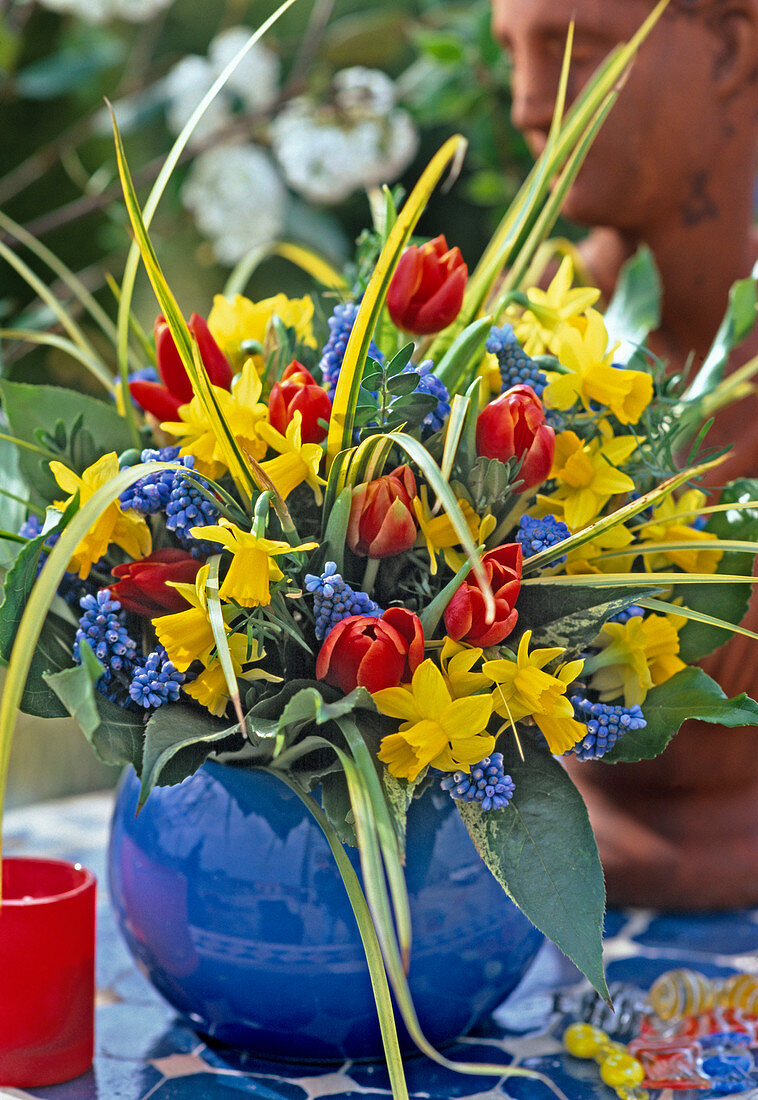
[0,526,49,661]
[0,434,27,569]
[676,479,758,663]
[139,705,243,806]
[604,667,758,763]
[516,579,658,651]
[43,646,145,768]
[459,731,607,1000]
[603,245,661,364]
[17,612,75,718]
[0,381,133,503]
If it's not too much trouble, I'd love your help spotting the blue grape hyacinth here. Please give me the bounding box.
[568,696,647,760]
[440,754,515,811]
[304,562,382,640]
[517,514,571,561]
[74,589,137,703]
[486,325,547,397]
[398,359,450,434]
[318,301,384,396]
[129,645,185,709]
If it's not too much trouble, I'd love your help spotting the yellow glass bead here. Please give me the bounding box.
[593,1039,627,1065]
[719,973,758,1015]
[563,1022,608,1058]
[647,969,715,1021]
[616,1087,649,1100]
[600,1051,646,1089]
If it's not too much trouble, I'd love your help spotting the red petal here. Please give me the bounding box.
[128,380,184,422]
[356,639,406,692]
[189,314,232,390]
[155,319,193,402]
[387,248,423,329]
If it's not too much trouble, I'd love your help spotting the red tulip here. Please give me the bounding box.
[268,361,332,444]
[347,465,418,558]
[110,549,202,617]
[476,385,555,492]
[444,543,523,647]
[387,234,467,335]
[129,314,233,421]
[316,607,424,694]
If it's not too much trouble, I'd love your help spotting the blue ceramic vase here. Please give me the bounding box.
[108,761,543,1062]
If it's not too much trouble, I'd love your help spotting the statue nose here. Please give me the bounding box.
[510,84,555,139]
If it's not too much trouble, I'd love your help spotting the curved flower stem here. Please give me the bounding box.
[272,771,410,1100]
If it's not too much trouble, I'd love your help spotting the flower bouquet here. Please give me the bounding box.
[3,0,758,1092]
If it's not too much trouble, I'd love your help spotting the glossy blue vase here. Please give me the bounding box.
[108,761,543,1062]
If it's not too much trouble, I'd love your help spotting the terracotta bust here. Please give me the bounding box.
[492,0,758,908]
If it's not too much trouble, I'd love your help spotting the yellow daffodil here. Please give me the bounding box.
[513,256,601,357]
[190,518,317,607]
[184,634,280,717]
[564,523,636,576]
[153,563,216,671]
[50,453,151,579]
[636,489,723,574]
[161,360,269,479]
[257,412,326,504]
[439,637,489,698]
[482,630,586,755]
[587,613,686,707]
[412,487,495,575]
[478,352,503,396]
[208,293,316,371]
[374,659,494,781]
[544,308,653,425]
[550,427,637,530]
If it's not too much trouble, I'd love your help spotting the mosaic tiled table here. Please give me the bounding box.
[5,789,758,1100]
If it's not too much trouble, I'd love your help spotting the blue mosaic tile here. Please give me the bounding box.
[607,955,737,987]
[152,1078,309,1099]
[634,912,758,954]
[603,909,628,938]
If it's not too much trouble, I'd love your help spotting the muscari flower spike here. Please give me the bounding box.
[304,561,383,641]
[398,359,450,434]
[486,325,547,397]
[119,446,182,515]
[440,753,515,812]
[74,589,138,703]
[517,514,571,561]
[317,301,384,397]
[567,695,647,761]
[129,644,186,709]
[608,604,645,625]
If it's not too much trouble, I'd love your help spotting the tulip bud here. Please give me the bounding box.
[269,361,332,444]
[316,607,424,694]
[129,313,233,421]
[387,234,467,335]
[347,465,418,558]
[111,549,202,617]
[444,543,522,647]
[476,385,555,492]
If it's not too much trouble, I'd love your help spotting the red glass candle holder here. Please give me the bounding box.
[0,857,96,1086]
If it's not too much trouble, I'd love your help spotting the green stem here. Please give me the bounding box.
[273,771,410,1100]
[362,556,380,595]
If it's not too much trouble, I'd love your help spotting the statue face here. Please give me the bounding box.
[491,0,726,231]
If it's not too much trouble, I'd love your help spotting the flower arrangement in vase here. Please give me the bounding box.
[2,0,758,1093]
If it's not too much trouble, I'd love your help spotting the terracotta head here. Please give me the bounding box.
[491,0,758,232]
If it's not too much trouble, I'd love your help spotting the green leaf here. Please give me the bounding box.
[516,580,658,651]
[603,245,661,364]
[0,381,133,502]
[16,32,124,98]
[0,435,28,569]
[604,667,758,763]
[684,273,758,402]
[18,612,75,718]
[320,768,356,846]
[677,479,758,662]
[43,649,145,769]
[0,526,48,662]
[139,705,243,806]
[277,684,374,741]
[459,731,608,1000]
[42,639,103,735]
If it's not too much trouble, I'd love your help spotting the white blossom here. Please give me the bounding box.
[163,25,281,142]
[32,0,172,20]
[181,142,286,265]
[270,70,418,206]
